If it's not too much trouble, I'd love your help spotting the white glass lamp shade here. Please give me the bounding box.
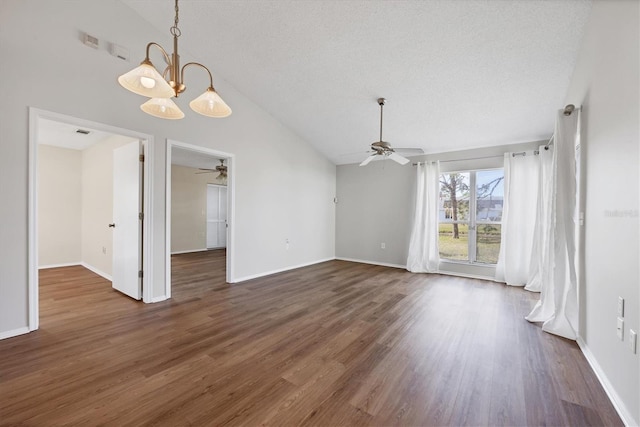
[189,88,232,118]
[140,98,185,120]
[118,62,175,98]
[215,173,228,185]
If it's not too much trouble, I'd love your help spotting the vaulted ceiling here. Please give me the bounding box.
[122,0,592,164]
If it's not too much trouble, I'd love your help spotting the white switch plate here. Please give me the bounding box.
[381,243,386,249]
[630,330,637,354]
[616,317,624,340]
[617,297,624,317]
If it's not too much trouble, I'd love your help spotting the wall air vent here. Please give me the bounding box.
[82,33,99,49]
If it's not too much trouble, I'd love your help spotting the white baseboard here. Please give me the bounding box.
[335,257,406,270]
[38,262,81,269]
[232,257,335,283]
[576,336,637,427]
[335,258,510,282]
[80,262,112,282]
[0,326,30,340]
[437,269,495,282]
[171,248,208,255]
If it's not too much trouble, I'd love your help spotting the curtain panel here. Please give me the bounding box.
[526,110,580,340]
[495,151,540,286]
[496,109,580,340]
[406,161,440,273]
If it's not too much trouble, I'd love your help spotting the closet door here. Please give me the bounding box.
[206,184,227,249]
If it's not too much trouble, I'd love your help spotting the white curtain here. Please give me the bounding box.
[525,145,554,293]
[406,161,440,273]
[526,110,580,340]
[495,151,540,286]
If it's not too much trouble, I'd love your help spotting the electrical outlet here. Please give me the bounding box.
[617,297,624,317]
[630,330,637,354]
[381,243,386,249]
[617,317,624,340]
[285,238,290,250]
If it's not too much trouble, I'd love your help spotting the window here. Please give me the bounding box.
[438,169,504,264]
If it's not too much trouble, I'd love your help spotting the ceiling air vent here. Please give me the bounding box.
[76,129,91,135]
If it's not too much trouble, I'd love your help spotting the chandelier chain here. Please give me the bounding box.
[170,0,181,37]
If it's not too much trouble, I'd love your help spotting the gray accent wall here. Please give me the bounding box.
[336,141,541,277]
[336,160,415,267]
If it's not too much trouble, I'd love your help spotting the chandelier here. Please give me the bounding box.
[118,0,231,120]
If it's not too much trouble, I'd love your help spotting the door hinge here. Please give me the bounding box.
[138,270,143,278]
[139,212,144,220]
[139,154,145,162]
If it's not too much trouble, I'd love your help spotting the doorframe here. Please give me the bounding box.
[165,140,235,298]
[28,107,155,331]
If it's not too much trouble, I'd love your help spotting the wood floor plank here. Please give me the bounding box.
[0,252,623,426]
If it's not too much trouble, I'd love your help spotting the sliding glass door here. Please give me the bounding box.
[438,169,504,264]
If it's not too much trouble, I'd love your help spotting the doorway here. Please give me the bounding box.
[28,108,154,331]
[165,140,234,299]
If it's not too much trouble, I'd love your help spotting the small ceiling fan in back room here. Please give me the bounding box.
[360,98,424,166]
[197,159,228,185]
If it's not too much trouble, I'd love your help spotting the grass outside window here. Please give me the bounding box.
[438,223,468,261]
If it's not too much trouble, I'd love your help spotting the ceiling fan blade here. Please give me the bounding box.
[388,152,410,165]
[360,154,378,166]
[393,148,425,155]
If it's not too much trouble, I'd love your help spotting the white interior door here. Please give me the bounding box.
[112,140,142,300]
[207,184,227,249]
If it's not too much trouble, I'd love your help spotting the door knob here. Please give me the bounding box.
[108,223,116,228]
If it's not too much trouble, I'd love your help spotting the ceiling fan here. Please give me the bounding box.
[360,98,424,166]
[197,159,227,183]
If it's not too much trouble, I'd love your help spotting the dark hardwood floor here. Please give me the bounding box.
[0,251,622,426]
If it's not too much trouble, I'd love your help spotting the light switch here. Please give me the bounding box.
[630,330,637,354]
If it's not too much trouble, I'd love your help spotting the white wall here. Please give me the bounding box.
[81,135,134,277]
[0,1,335,336]
[171,165,211,253]
[37,136,133,277]
[38,145,82,267]
[336,141,540,277]
[563,1,639,424]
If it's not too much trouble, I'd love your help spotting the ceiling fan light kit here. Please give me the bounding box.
[118,0,231,120]
[359,98,423,166]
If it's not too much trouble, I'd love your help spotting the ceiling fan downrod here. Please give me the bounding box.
[378,97,385,143]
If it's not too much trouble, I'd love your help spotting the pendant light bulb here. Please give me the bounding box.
[140,76,156,89]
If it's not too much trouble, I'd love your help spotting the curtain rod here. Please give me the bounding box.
[411,149,541,166]
[412,154,502,165]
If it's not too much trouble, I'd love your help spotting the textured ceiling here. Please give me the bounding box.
[122,0,592,164]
